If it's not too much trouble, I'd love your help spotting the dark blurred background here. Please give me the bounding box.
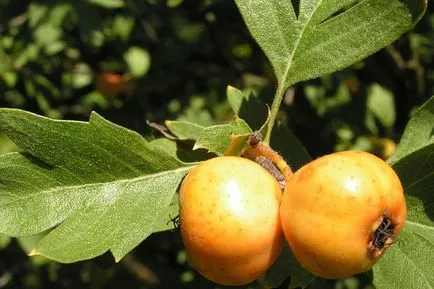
[0,1,432,288]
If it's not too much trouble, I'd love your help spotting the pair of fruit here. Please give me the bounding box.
[179,150,407,285]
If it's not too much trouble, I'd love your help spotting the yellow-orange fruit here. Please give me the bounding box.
[280,151,406,279]
[96,73,123,97]
[96,72,133,97]
[179,156,283,285]
[372,138,397,160]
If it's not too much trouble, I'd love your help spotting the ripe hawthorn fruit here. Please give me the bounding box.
[96,73,124,97]
[95,72,133,97]
[280,150,407,279]
[179,156,283,286]
[372,138,397,160]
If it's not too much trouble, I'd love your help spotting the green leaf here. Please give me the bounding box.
[34,74,61,99]
[388,96,434,165]
[366,83,396,131]
[149,138,211,163]
[165,120,205,140]
[227,85,268,131]
[193,117,252,155]
[371,98,434,288]
[168,88,268,155]
[0,133,17,155]
[34,23,62,46]
[124,47,151,78]
[392,143,434,232]
[112,15,135,42]
[305,82,351,117]
[177,96,215,127]
[18,231,48,254]
[0,109,191,263]
[28,3,48,28]
[71,63,93,89]
[153,201,180,233]
[17,232,51,266]
[167,0,183,8]
[372,219,434,288]
[86,0,124,8]
[235,0,427,88]
[48,3,73,26]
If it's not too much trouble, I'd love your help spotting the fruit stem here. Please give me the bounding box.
[242,133,293,182]
[264,81,286,146]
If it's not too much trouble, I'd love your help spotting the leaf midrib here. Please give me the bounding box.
[0,166,193,207]
[405,220,434,232]
[280,0,324,86]
[295,5,400,64]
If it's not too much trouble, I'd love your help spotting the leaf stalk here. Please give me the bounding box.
[264,81,287,146]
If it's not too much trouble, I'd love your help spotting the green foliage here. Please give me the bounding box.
[0,0,156,119]
[372,97,434,288]
[235,0,427,144]
[123,47,151,77]
[366,84,396,132]
[0,109,190,262]
[193,116,252,155]
[227,85,269,132]
[165,120,205,140]
[235,0,426,88]
[86,0,125,9]
[3,96,432,288]
[388,97,434,164]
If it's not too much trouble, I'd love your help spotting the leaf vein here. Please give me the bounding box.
[405,220,434,231]
[0,166,192,208]
[23,116,130,179]
[394,243,432,288]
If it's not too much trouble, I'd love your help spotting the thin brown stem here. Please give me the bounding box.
[242,133,293,182]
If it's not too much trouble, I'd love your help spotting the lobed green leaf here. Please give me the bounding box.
[0,109,191,262]
[236,0,427,89]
